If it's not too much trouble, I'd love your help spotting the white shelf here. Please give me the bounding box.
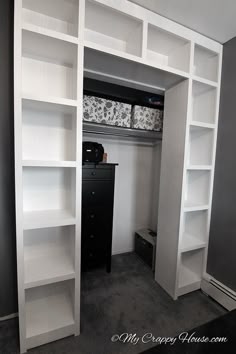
[192,75,218,88]
[22,29,78,100]
[26,281,74,340]
[23,209,76,230]
[85,0,143,58]
[190,121,215,130]
[84,47,188,96]
[184,204,209,212]
[194,44,219,83]
[147,24,191,73]
[22,22,78,44]
[191,80,217,125]
[187,165,212,171]
[22,94,78,108]
[180,233,206,252]
[22,161,77,168]
[24,226,75,289]
[22,0,79,37]
[188,125,214,166]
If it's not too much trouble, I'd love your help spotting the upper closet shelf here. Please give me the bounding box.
[84,47,188,95]
[83,122,162,143]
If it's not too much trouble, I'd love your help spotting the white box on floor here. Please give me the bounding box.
[83,95,131,127]
[131,105,163,131]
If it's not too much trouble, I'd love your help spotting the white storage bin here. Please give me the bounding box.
[131,105,163,131]
[83,95,131,127]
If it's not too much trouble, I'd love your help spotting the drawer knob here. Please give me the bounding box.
[89,252,93,257]
[90,214,95,219]
[91,172,96,176]
[90,234,95,239]
[91,191,96,196]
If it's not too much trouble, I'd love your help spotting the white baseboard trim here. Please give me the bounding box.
[0,313,18,321]
[201,276,236,311]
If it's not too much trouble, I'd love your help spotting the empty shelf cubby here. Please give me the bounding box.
[184,170,211,208]
[24,226,75,289]
[191,81,217,124]
[85,0,143,57]
[22,29,78,100]
[188,125,214,166]
[23,167,76,228]
[178,249,204,295]
[194,44,219,82]
[181,210,208,252]
[25,280,75,341]
[22,0,79,37]
[22,98,77,162]
[147,24,191,73]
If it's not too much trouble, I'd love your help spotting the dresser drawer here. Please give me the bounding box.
[82,180,114,207]
[82,232,108,250]
[82,167,113,180]
[82,207,113,234]
[81,248,107,269]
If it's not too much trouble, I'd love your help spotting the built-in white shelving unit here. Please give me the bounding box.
[15,0,223,351]
[15,0,83,352]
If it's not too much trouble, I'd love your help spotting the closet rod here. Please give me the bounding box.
[83,122,162,142]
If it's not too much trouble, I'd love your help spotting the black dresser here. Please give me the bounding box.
[81,163,118,272]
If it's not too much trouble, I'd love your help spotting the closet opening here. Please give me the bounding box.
[80,47,187,300]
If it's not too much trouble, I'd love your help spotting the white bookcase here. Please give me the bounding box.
[14,0,84,352]
[14,0,223,352]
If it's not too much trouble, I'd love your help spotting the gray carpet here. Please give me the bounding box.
[0,253,226,354]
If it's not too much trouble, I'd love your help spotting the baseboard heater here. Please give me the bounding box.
[201,276,236,311]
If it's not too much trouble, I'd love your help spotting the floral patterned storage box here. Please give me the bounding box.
[83,95,132,127]
[131,105,163,131]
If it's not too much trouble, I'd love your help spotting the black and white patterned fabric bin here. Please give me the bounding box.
[83,95,132,127]
[131,105,163,131]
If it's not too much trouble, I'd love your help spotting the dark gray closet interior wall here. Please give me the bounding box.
[207,37,236,292]
[0,0,17,317]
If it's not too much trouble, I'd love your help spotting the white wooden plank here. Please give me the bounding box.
[23,209,76,230]
[155,80,190,299]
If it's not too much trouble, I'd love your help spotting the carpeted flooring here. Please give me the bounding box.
[0,253,226,354]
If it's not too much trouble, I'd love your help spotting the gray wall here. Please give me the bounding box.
[207,37,236,292]
[0,0,17,317]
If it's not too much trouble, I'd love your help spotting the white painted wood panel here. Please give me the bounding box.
[155,79,190,299]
